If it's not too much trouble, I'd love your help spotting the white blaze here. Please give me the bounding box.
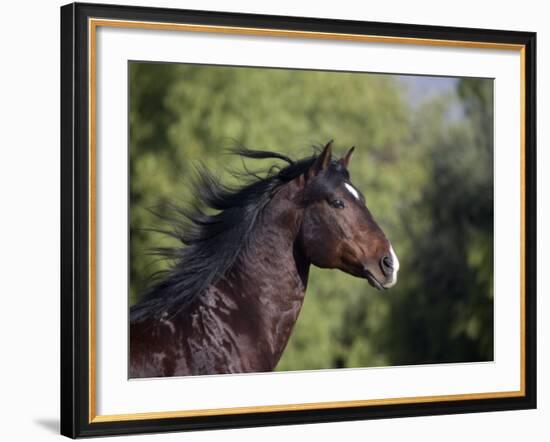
[344,182,360,201]
[390,245,400,273]
[383,244,400,288]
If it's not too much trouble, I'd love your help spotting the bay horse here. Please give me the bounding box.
[130,141,399,378]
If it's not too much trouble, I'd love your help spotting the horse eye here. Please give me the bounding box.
[330,199,345,209]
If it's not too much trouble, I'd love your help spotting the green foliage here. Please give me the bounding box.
[129,62,494,369]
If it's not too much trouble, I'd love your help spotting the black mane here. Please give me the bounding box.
[130,148,326,323]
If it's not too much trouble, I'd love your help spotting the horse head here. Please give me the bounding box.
[297,141,399,290]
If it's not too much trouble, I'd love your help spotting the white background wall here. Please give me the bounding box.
[0,0,546,440]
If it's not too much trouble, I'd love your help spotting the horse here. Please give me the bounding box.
[129,141,399,378]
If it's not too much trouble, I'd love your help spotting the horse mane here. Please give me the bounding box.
[130,147,320,323]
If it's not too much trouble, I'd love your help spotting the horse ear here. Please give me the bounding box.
[308,140,333,178]
[338,146,355,168]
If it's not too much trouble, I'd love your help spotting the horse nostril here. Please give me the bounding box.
[380,255,394,276]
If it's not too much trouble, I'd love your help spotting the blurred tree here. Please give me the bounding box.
[359,78,494,365]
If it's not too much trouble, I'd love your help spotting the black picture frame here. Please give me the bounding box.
[60,2,537,438]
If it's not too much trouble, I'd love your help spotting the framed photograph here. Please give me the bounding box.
[60,2,537,438]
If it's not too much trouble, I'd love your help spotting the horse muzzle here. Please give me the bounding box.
[362,245,400,290]
[363,268,386,290]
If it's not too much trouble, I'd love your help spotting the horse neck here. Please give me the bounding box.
[219,179,310,362]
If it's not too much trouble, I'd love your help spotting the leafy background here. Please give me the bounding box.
[129,62,494,371]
